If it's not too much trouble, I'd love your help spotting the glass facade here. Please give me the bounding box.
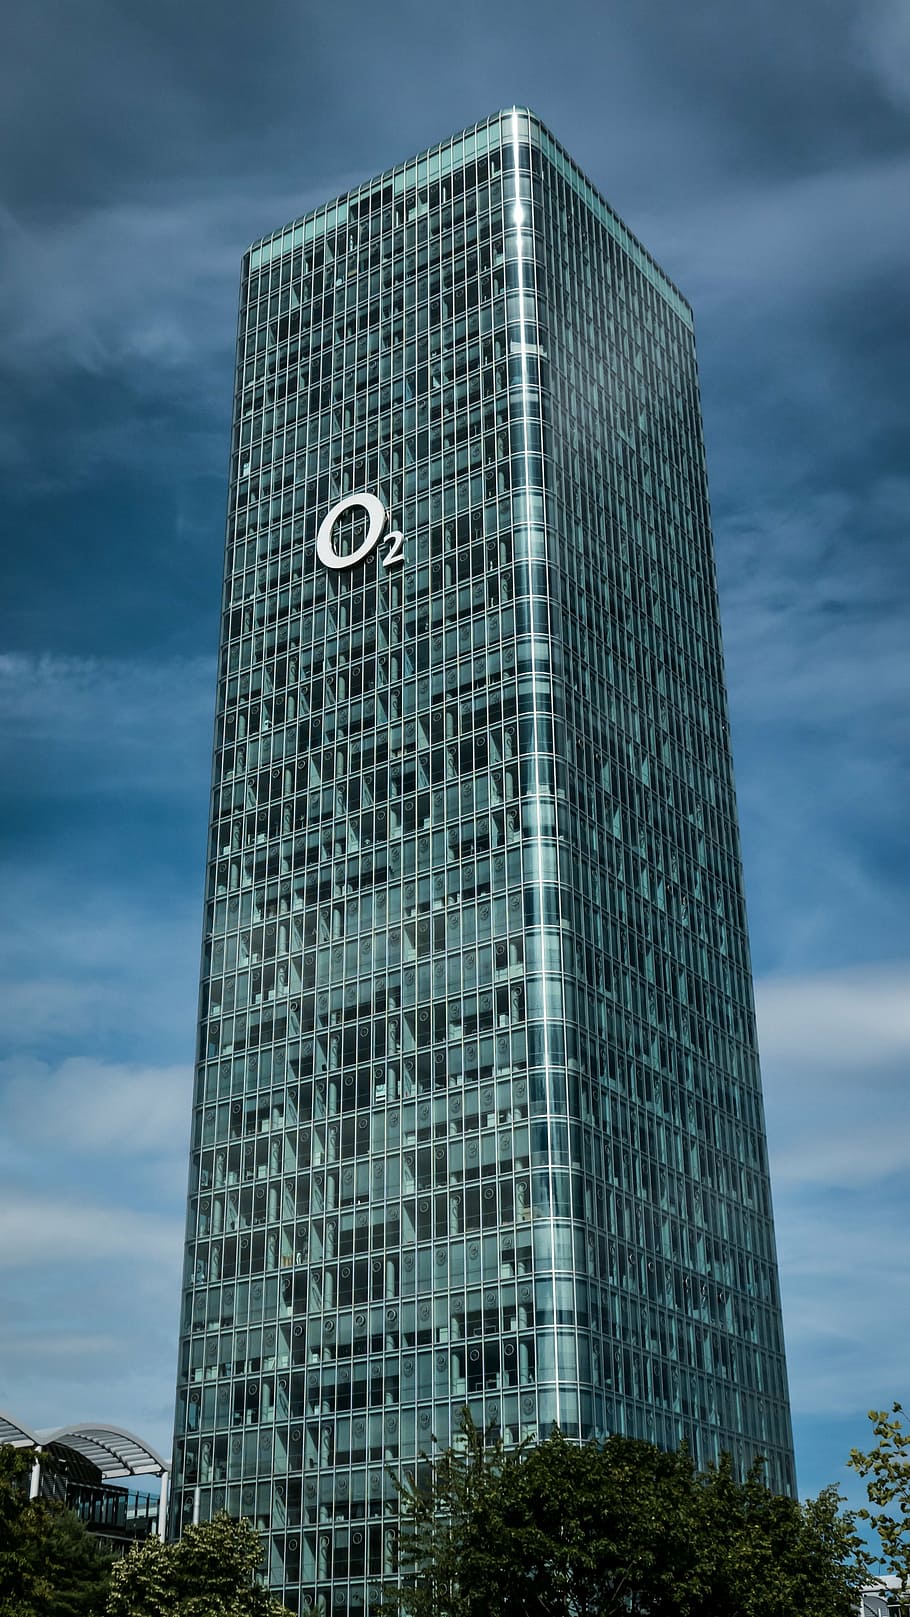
[172,109,795,1614]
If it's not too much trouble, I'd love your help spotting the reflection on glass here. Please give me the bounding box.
[173,108,794,1617]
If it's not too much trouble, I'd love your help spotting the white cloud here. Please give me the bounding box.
[0,655,209,1054]
[646,150,910,312]
[708,470,909,977]
[753,962,910,1418]
[757,961,910,1187]
[0,873,200,1061]
[0,179,319,386]
[0,194,235,380]
[775,1200,908,1417]
[0,1056,191,1160]
[0,1283,181,1455]
[1,1330,122,1361]
[0,1190,181,1270]
[0,651,214,795]
[857,0,910,108]
[717,482,910,730]
[757,962,910,1073]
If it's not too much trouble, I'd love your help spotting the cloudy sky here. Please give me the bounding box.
[1,0,907,1517]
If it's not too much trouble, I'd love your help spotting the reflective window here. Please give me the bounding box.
[173,109,794,1617]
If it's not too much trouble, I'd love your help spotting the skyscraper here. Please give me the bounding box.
[172,108,795,1614]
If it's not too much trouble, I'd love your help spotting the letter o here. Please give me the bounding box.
[316,492,388,571]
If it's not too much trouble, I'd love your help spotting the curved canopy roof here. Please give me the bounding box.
[1,1412,168,1478]
[0,1412,41,1449]
[39,1424,169,1478]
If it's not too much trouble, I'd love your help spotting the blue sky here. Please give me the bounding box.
[1,0,908,1520]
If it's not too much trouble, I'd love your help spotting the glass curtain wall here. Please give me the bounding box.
[531,124,794,1490]
[172,109,794,1617]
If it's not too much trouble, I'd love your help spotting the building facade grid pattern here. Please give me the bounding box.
[172,109,794,1616]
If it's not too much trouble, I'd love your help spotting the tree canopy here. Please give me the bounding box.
[0,1443,112,1617]
[849,1403,910,1600]
[106,1510,294,1617]
[384,1415,868,1617]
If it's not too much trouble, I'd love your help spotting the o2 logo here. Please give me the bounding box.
[315,493,404,573]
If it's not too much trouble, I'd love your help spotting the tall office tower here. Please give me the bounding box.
[172,109,794,1614]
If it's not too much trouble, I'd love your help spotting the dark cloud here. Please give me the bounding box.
[4,0,906,210]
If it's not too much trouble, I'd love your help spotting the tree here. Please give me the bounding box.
[0,1443,112,1617]
[849,1403,910,1599]
[0,1444,52,1617]
[383,1412,868,1617]
[41,1506,114,1617]
[106,1510,295,1617]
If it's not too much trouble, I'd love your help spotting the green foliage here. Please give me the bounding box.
[383,1412,867,1617]
[849,1403,910,1598]
[0,1443,112,1616]
[0,1444,52,1617]
[40,1505,115,1617]
[106,1510,294,1617]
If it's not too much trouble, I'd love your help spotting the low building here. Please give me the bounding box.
[861,1578,906,1615]
[0,1411,169,1552]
